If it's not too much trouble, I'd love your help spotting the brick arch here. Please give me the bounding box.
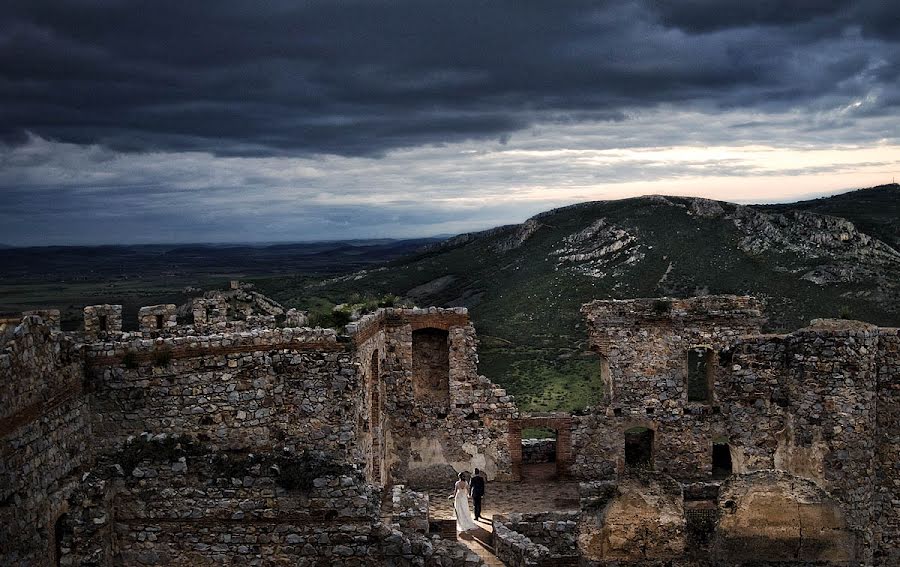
[508,416,573,481]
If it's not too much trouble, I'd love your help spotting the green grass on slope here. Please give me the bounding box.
[259,194,900,413]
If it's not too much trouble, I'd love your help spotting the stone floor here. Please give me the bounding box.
[426,476,580,522]
[423,476,578,566]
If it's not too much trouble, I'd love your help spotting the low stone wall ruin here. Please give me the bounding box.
[4,291,900,566]
[493,511,579,566]
[521,439,557,464]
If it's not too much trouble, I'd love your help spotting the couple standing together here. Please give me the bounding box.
[450,468,486,533]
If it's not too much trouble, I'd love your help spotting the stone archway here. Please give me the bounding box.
[508,415,573,481]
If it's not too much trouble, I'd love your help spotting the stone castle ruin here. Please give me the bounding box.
[1,287,898,565]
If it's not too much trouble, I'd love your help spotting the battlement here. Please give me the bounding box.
[83,304,123,339]
[582,294,766,323]
[137,303,177,332]
[347,305,469,344]
[4,289,900,565]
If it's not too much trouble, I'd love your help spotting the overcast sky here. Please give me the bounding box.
[2,1,899,246]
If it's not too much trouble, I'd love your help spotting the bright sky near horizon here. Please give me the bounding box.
[1,1,899,245]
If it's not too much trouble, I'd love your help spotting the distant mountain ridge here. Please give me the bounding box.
[291,184,900,411]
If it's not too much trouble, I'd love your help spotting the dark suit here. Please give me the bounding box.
[469,475,485,519]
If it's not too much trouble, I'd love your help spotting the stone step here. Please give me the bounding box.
[431,519,458,540]
[459,534,505,567]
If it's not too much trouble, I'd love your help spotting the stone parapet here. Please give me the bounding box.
[83,304,123,339]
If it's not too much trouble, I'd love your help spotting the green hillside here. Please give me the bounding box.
[256,187,900,413]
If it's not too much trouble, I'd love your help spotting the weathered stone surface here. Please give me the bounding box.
[3,291,899,566]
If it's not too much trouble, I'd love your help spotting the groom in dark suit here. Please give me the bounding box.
[469,468,486,520]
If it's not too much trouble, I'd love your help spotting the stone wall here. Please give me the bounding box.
[875,328,900,565]
[192,297,228,330]
[714,471,853,563]
[574,296,765,480]
[0,315,95,566]
[6,290,900,565]
[390,485,430,533]
[83,304,123,339]
[85,327,356,457]
[493,518,549,567]
[493,511,583,566]
[350,308,518,487]
[578,475,686,563]
[575,295,897,565]
[137,304,177,333]
[521,439,556,464]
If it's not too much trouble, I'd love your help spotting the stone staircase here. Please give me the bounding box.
[431,519,507,566]
[458,529,505,567]
[431,519,459,540]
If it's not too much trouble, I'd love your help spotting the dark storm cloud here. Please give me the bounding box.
[2,0,898,157]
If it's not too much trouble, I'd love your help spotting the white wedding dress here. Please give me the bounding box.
[453,480,478,533]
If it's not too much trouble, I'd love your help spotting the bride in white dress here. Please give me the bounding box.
[450,472,478,533]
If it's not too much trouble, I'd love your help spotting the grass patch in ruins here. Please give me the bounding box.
[478,349,603,413]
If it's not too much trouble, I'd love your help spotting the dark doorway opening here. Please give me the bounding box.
[53,513,69,566]
[98,315,108,333]
[712,442,732,479]
[155,314,164,329]
[624,427,654,471]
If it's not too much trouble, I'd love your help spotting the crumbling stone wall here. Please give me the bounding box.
[2,297,506,566]
[390,485,430,533]
[576,296,896,565]
[714,471,853,563]
[521,439,556,464]
[494,511,579,558]
[350,308,518,487]
[353,321,388,485]
[22,309,61,331]
[578,475,686,562]
[574,296,765,480]
[86,327,356,456]
[0,315,95,566]
[875,328,900,565]
[83,304,123,339]
[192,297,228,330]
[137,303,177,332]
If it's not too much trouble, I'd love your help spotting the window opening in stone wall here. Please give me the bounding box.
[369,350,382,484]
[411,327,450,407]
[712,440,732,478]
[53,513,69,566]
[521,427,558,482]
[624,427,654,471]
[98,315,108,332]
[687,347,715,402]
[155,314,164,329]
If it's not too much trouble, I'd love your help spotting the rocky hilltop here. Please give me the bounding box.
[284,184,900,411]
